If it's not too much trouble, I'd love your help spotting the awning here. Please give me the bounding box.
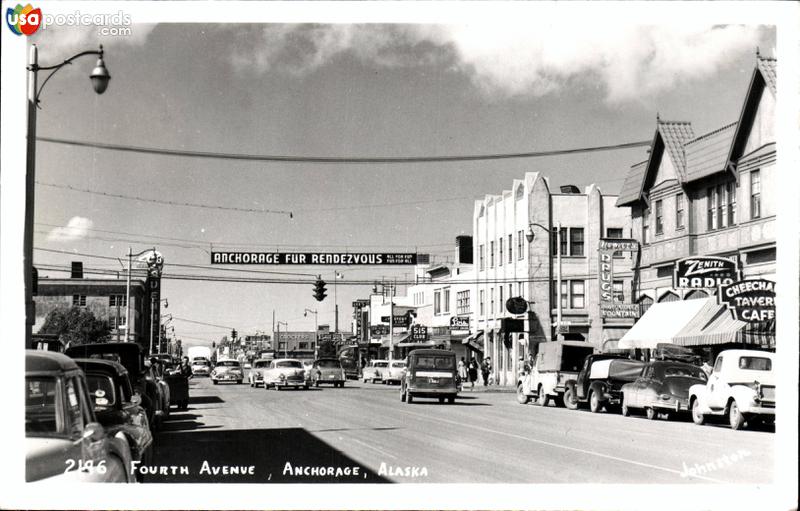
[461,330,484,352]
[379,333,411,349]
[673,299,775,347]
[396,341,437,349]
[618,298,710,349]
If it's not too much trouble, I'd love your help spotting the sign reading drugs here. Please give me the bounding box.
[674,256,739,289]
[719,279,776,322]
[212,252,418,265]
[598,238,639,319]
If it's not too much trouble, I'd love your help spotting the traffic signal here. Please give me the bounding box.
[313,278,327,302]
[231,329,237,340]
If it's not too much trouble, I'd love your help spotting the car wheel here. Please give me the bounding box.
[340,382,345,388]
[536,385,550,407]
[645,407,656,420]
[315,380,320,387]
[303,384,309,390]
[563,387,578,410]
[448,396,455,404]
[728,400,745,430]
[275,385,282,391]
[400,387,406,402]
[212,380,218,385]
[438,397,445,403]
[516,384,531,404]
[621,395,631,417]
[406,393,414,404]
[691,398,705,425]
[237,380,242,385]
[589,390,602,413]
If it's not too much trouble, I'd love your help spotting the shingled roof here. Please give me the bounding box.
[656,120,695,182]
[684,122,737,183]
[616,160,648,207]
[757,56,777,96]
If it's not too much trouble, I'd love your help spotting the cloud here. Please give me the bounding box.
[233,23,764,103]
[47,216,94,242]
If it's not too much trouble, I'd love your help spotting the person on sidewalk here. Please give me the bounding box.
[481,357,491,386]
[468,357,479,390]
[458,357,467,390]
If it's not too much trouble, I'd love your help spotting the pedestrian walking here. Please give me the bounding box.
[458,357,467,390]
[481,357,491,386]
[468,357,479,390]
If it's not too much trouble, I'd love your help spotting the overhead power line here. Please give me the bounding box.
[37,136,651,164]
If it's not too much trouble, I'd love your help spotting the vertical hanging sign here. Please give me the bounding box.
[598,239,640,319]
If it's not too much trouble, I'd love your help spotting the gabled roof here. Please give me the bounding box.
[726,56,777,169]
[684,122,737,182]
[757,56,777,96]
[655,120,695,182]
[616,160,648,207]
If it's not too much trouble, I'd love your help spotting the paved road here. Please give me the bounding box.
[145,377,774,484]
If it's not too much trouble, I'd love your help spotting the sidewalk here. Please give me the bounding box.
[459,384,516,394]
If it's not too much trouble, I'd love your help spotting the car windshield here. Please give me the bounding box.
[86,374,117,408]
[663,365,707,381]
[414,356,455,370]
[392,362,406,368]
[317,360,341,368]
[216,361,240,367]
[254,361,270,368]
[276,361,303,368]
[374,362,389,368]
[738,357,772,371]
[26,377,63,437]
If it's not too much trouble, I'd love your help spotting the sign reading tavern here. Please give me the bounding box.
[719,279,776,322]
[211,252,418,265]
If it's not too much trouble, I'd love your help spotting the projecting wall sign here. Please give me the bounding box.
[674,256,740,289]
[598,238,640,319]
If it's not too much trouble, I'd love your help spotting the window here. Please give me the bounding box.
[443,288,450,314]
[553,281,568,309]
[642,208,650,244]
[498,286,504,313]
[434,290,442,315]
[109,315,127,329]
[517,282,524,298]
[498,237,504,266]
[72,295,86,307]
[298,342,308,350]
[278,342,287,350]
[490,288,495,315]
[707,183,737,230]
[551,227,567,255]
[479,244,485,271]
[489,241,495,268]
[570,281,585,308]
[713,356,723,373]
[508,234,513,263]
[751,170,761,219]
[613,280,624,302]
[676,193,685,229]
[606,227,624,257]
[706,188,714,230]
[479,290,485,316]
[570,228,584,256]
[456,291,471,315]
[508,284,513,302]
[517,230,524,260]
[655,200,663,235]
[727,182,737,226]
[109,295,127,307]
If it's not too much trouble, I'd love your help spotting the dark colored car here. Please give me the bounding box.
[65,342,167,430]
[73,358,154,470]
[25,351,134,482]
[564,354,645,413]
[401,349,458,404]
[310,358,347,387]
[621,361,708,420]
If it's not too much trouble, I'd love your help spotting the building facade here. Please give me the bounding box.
[273,331,317,359]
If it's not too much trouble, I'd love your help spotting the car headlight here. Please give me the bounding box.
[659,393,672,400]
[279,373,286,380]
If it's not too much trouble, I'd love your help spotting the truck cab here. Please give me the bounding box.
[565,354,645,412]
[517,341,596,407]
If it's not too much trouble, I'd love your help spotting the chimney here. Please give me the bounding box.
[455,235,473,264]
[71,261,83,279]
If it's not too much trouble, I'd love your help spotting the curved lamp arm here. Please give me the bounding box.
[29,45,108,106]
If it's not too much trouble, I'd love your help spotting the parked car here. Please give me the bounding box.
[621,361,707,420]
[211,359,244,384]
[381,360,406,385]
[65,342,167,430]
[73,358,154,472]
[248,358,272,388]
[564,355,645,413]
[263,359,309,390]
[362,360,389,383]
[25,351,135,482]
[689,349,775,430]
[191,358,212,377]
[517,341,596,406]
[310,358,346,387]
[147,358,171,419]
[401,349,458,404]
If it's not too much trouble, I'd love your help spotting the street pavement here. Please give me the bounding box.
[145,376,774,484]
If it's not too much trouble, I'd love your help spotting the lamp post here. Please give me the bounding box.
[304,309,318,358]
[24,44,111,346]
[276,321,288,358]
[333,271,344,334]
[526,221,563,341]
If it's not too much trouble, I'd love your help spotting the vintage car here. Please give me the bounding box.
[518,341,596,407]
[146,358,171,419]
[248,358,272,388]
[362,360,389,383]
[73,358,154,472]
[621,361,707,420]
[25,351,135,482]
[191,358,212,377]
[564,355,645,413]
[263,359,309,390]
[381,360,407,385]
[211,359,244,384]
[65,342,167,430]
[689,349,775,430]
[401,349,458,404]
[310,358,347,387]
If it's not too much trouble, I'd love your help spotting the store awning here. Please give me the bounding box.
[673,299,775,347]
[461,330,484,352]
[396,341,437,349]
[618,298,710,349]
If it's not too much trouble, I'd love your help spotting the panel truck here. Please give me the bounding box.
[516,340,596,407]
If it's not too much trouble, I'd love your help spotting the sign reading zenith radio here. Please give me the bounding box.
[211,252,418,265]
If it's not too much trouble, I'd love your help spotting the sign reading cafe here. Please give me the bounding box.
[719,279,775,323]
[598,239,640,319]
[674,256,739,289]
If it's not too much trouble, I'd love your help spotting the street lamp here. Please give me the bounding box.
[304,309,318,358]
[333,271,344,333]
[276,321,288,358]
[526,221,563,340]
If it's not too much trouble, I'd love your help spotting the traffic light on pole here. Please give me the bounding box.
[231,329,237,340]
[313,278,327,302]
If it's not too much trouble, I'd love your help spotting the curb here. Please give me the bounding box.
[459,386,516,394]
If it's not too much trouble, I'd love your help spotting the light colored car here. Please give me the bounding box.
[689,350,775,430]
[362,360,389,383]
[310,358,346,387]
[211,359,244,385]
[191,359,211,377]
[621,361,707,420]
[248,359,272,388]
[381,360,406,385]
[263,359,309,390]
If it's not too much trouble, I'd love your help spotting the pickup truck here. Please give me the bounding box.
[517,341,596,407]
[563,354,645,412]
[689,349,775,430]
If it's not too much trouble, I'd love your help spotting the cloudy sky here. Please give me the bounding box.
[28,18,775,346]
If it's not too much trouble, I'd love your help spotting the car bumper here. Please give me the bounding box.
[650,398,690,412]
[213,374,242,381]
[408,386,458,396]
[740,402,776,415]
